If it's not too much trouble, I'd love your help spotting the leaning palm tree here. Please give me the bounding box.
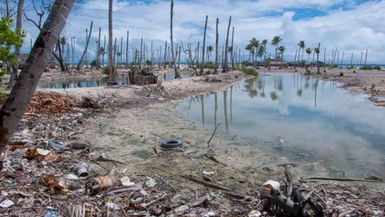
[297,40,305,62]
[271,36,282,59]
[305,48,312,63]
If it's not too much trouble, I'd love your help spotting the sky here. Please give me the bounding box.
[8,0,385,64]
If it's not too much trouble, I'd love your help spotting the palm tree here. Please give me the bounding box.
[297,40,305,62]
[245,44,253,63]
[261,39,268,61]
[271,36,282,59]
[249,38,259,66]
[278,46,285,63]
[207,45,213,62]
[305,48,312,63]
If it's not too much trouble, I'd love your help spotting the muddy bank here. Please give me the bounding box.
[259,66,385,106]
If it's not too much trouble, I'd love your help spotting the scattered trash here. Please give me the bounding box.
[248,210,262,217]
[48,140,69,153]
[37,148,51,156]
[43,174,64,194]
[69,163,89,177]
[159,139,183,149]
[0,199,14,208]
[86,175,120,195]
[145,176,157,188]
[43,207,58,217]
[120,176,136,187]
[262,180,280,191]
[203,170,215,176]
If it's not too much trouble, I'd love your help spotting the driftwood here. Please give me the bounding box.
[180,175,232,191]
[207,123,221,148]
[300,176,385,183]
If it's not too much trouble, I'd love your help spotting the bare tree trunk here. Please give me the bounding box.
[316,43,321,73]
[96,27,101,69]
[214,18,219,74]
[108,0,116,84]
[178,45,181,69]
[0,0,74,146]
[77,21,93,70]
[223,16,231,72]
[139,37,143,69]
[125,30,129,67]
[163,40,167,69]
[170,0,180,79]
[230,26,235,70]
[199,15,208,75]
[4,0,10,17]
[8,0,24,89]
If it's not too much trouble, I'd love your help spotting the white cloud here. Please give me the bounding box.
[21,0,385,64]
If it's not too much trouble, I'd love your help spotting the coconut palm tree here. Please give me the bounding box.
[278,46,285,63]
[305,48,312,63]
[207,45,213,62]
[271,36,282,59]
[297,40,305,62]
[261,39,268,61]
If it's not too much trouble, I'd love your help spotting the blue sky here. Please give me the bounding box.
[5,0,385,63]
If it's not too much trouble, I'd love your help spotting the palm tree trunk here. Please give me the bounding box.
[125,30,129,67]
[96,27,101,69]
[163,41,167,69]
[170,0,180,78]
[200,15,208,75]
[0,0,74,146]
[230,26,235,69]
[108,0,116,84]
[223,16,232,72]
[8,0,24,89]
[77,22,93,70]
[214,18,219,73]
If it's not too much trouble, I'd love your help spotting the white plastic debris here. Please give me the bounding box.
[65,174,80,180]
[145,177,157,188]
[0,199,15,208]
[203,170,215,176]
[248,210,262,217]
[106,202,119,210]
[203,211,216,217]
[37,148,50,156]
[120,176,136,187]
[263,180,281,191]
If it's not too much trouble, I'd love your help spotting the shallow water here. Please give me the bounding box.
[39,71,191,89]
[175,73,385,178]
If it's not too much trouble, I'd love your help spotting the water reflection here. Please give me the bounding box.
[176,73,385,178]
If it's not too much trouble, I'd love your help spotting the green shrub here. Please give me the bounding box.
[203,61,215,69]
[90,59,97,67]
[240,67,258,76]
[360,65,381,70]
[102,66,110,74]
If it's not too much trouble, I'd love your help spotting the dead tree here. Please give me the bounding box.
[223,16,232,72]
[108,0,117,84]
[214,18,219,73]
[0,0,74,146]
[170,0,180,78]
[199,15,208,75]
[230,26,235,69]
[96,27,101,69]
[125,30,129,67]
[77,21,93,70]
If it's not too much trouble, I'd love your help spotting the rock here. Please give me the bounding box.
[66,141,90,150]
[0,199,14,208]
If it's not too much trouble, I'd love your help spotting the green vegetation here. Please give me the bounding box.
[239,66,258,76]
[360,65,381,70]
[0,91,8,102]
[102,66,111,74]
[203,61,215,69]
[0,17,25,77]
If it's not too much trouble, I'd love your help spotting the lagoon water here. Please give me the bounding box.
[175,73,385,178]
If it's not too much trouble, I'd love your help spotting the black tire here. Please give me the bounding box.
[160,139,183,149]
